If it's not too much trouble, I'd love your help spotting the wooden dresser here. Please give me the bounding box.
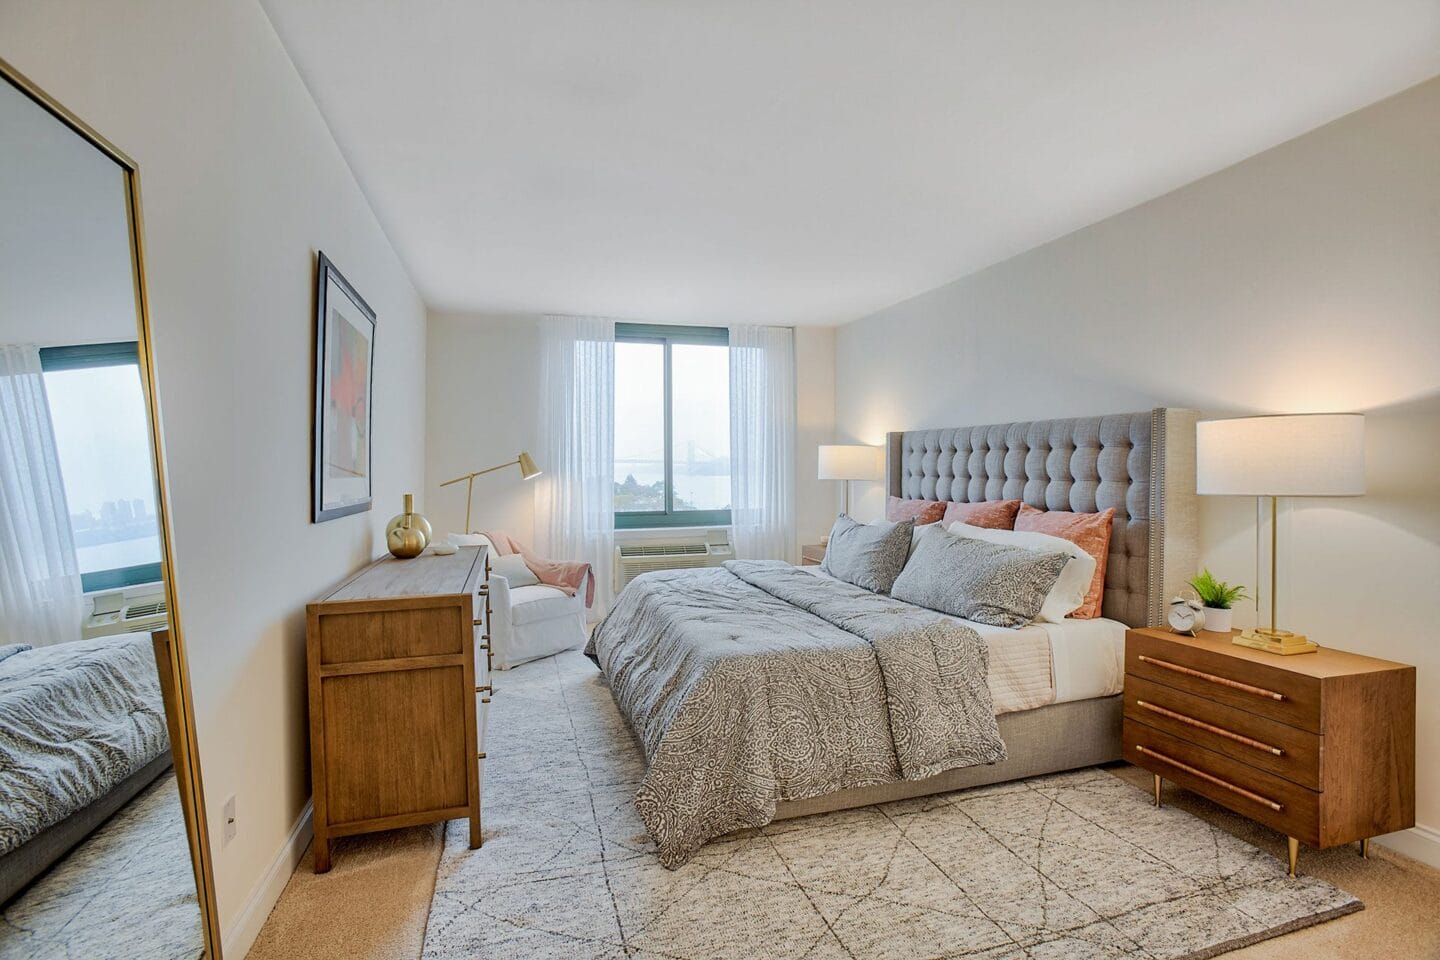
[1123,627,1414,876]
[306,545,491,872]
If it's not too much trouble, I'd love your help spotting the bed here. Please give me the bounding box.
[0,632,172,903]
[589,408,1197,867]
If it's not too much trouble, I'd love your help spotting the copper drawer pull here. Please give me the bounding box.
[1135,700,1285,756]
[1136,745,1283,812]
[1137,655,1285,701]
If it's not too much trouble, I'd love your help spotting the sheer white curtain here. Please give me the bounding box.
[728,325,796,562]
[0,345,83,647]
[535,315,615,618]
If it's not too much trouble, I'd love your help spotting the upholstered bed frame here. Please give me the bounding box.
[773,408,1197,821]
[886,407,1197,628]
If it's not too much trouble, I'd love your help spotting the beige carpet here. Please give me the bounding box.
[246,824,442,960]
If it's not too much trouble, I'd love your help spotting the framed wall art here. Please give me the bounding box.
[312,251,376,522]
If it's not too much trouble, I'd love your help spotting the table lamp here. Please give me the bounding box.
[440,451,542,534]
[817,444,882,517]
[1196,414,1364,654]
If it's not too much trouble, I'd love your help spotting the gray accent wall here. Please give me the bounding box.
[835,76,1440,865]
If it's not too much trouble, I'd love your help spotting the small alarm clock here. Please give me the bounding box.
[1167,592,1206,636]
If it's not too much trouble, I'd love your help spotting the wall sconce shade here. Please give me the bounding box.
[517,450,542,480]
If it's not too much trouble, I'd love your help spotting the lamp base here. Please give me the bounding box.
[1232,627,1318,656]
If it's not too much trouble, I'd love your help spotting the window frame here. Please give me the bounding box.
[614,323,731,529]
[38,341,164,592]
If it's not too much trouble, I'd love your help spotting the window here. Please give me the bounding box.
[614,324,730,528]
[39,342,162,591]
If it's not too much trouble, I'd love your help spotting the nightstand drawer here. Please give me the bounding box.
[1126,632,1321,732]
[1124,720,1320,845]
[1123,675,1319,789]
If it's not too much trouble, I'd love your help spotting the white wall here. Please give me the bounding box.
[836,77,1440,863]
[425,313,837,553]
[1,1,428,952]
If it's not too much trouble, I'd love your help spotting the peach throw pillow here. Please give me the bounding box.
[1014,504,1116,619]
[941,499,1021,530]
[885,496,946,525]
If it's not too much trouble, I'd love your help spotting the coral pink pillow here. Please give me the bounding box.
[941,499,1021,530]
[885,496,945,526]
[1014,504,1116,619]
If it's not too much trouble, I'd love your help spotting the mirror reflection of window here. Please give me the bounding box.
[40,343,163,591]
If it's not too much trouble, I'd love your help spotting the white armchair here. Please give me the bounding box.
[454,534,587,669]
[485,571,587,669]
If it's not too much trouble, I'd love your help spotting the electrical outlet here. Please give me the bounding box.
[223,795,237,847]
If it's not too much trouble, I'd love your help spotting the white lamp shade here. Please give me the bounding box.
[1196,414,1365,497]
[818,444,882,481]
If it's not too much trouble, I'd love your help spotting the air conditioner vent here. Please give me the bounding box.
[82,592,171,640]
[613,532,733,593]
[125,600,167,619]
[619,543,707,558]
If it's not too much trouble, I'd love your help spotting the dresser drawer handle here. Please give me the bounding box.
[1135,745,1283,812]
[1137,655,1286,701]
[1135,700,1284,756]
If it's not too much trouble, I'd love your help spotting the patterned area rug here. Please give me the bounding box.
[423,650,1360,959]
[0,770,203,960]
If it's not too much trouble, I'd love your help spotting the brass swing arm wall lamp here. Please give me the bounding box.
[440,451,542,534]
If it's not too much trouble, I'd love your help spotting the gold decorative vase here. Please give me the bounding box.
[385,493,432,559]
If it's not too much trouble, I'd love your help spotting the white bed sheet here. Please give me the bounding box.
[800,564,1126,705]
[947,616,1124,703]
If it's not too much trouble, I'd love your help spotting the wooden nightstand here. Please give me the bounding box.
[1123,627,1414,877]
[800,543,826,566]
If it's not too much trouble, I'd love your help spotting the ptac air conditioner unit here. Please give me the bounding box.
[82,589,170,640]
[613,530,733,593]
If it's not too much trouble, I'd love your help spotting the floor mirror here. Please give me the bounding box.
[0,58,220,959]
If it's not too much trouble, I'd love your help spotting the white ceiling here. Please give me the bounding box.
[261,1,1440,326]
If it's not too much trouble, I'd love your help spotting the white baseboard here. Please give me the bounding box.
[1376,822,1440,869]
[222,800,314,959]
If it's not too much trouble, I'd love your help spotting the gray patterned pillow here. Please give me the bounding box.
[891,525,1069,627]
[820,515,914,594]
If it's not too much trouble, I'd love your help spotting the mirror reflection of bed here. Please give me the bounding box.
[0,68,205,959]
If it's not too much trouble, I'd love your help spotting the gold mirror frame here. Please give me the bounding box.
[0,56,222,959]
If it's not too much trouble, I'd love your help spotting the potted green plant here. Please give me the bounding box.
[1188,568,1250,633]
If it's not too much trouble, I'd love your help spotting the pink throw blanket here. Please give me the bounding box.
[484,531,596,609]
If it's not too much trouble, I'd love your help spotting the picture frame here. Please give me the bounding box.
[312,251,376,523]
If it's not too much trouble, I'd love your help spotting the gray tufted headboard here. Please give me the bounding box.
[886,408,1198,628]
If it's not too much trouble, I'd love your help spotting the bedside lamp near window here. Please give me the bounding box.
[1196,414,1365,654]
[817,444,882,518]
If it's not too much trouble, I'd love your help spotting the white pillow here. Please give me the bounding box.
[490,552,540,588]
[946,521,1096,623]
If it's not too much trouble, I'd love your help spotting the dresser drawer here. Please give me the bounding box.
[1126,632,1320,732]
[1124,720,1320,844]
[1124,675,1320,789]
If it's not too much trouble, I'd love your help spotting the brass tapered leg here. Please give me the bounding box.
[1360,838,1370,860]
[1287,837,1299,878]
[1153,774,1162,807]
